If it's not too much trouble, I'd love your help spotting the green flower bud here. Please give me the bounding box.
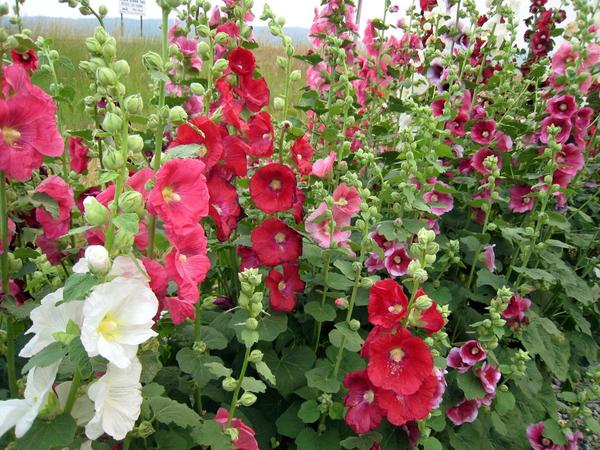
[239,392,257,406]
[83,197,109,226]
[96,67,117,86]
[142,51,163,72]
[101,39,117,60]
[169,106,188,125]
[192,340,207,353]
[245,318,258,330]
[128,134,144,153]
[190,82,206,96]
[113,229,134,253]
[414,294,433,310]
[418,228,436,244]
[249,350,263,363]
[102,147,125,169]
[102,112,123,134]
[290,69,301,82]
[98,5,108,16]
[335,297,349,310]
[85,37,102,54]
[197,41,210,56]
[276,56,287,69]
[119,191,143,214]
[349,319,361,331]
[214,31,229,45]
[273,97,285,111]
[222,377,237,391]
[113,59,130,78]
[0,28,8,43]
[360,277,374,289]
[38,391,60,419]
[0,4,9,16]
[134,420,155,439]
[212,58,228,74]
[413,269,429,283]
[249,302,262,317]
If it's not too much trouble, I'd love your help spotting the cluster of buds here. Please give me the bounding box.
[473,286,511,349]
[237,269,264,345]
[408,228,440,283]
[501,349,531,379]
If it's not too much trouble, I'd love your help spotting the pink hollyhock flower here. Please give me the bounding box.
[384,245,412,277]
[546,95,577,118]
[36,234,64,265]
[370,229,394,251]
[35,176,75,240]
[246,112,274,158]
[573,106,593,130]
[565,430,583,450]
[509,185,536,213]
[332,183,361,220]
[128,168,154,202]
[68,136,89,173]
[554,144,583,175]
[148,158,209,231]
[471,148,502,175]
[483,244,496,272]
[502,295,532,329]
[163,293,196,325]
[460,340,487,365]
[0,218,15,252]
[365,253,385,274]
[526,423,562,450]
[165,223,210,288]
[431,368,447,410]
[142,258,168,300]
[305,202,351,249]
[237,245,259,272]
[312,151,336,178]
[471,119,496,145]
[215,407,259,450]
[540,115,571,144]
[343,370,385,434]
[494,131,513,152]
[552,42,578,75]
[423,189,454,216]
[446,399,480,426]
[446,348,471,374]
[445,112,469,137]
[250,218,302,267]
[552,168,576,189]
[265,262,305,312]
[476,363,501,394]
[183,95,204,116]
[10,49,38,72]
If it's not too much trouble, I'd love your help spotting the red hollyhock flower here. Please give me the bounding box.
[367,279,409,328]
[446,399,480,426]
[165,223,211,288]
[163,282,198,325]
[265,262,305,312]
[237,245,260,271]
[509,185,535,213]
[215,77,247,133]
[128,168,154,202]
[502,294,532,328]
[343,370,385,434]
[142,258,168,299]
[237,76,270,112]
[376,372,437,426]
[10,49,38,73]
[35,175,75,240]
[413,289,445,334]
[169,116,224,170]
[367,327,434,395]
[471,119,497,145]
[228,47,256,76]
[207,174,242,241]
[212,135,249,179]
[68,137,89,174]
[148,158,209,231]
[249,163,296,214]
[290,137,314,175]
[215,407,259,450]
[291,188,305,223]
[250,218,302,267]
[246,112,274,158]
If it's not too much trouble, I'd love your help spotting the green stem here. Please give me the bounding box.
[193,303,203,414]
[147,6,170,259]
[278,54,292,163]
[64,369,81,415]
[122,434,132,450]
[227,345,251,427]
[204,34,214,116]
[313,251,332,353]
[514,194,549,287]
[14,0,22,33]
[449,0,462,57]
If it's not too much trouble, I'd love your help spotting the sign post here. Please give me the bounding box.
[118,0,147,37]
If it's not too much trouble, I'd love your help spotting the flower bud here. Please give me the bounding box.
[414,294,433,310]
[190,82,205,96]
[239,392,257,406]
[113,229,134,253]
[102,112,123,134]
[128,134,144,153]
[222,377,237,391]
[113,59,130,78]
[349,319,361,331]
[360,277,374,289]
[249,350,263,363]
[245,318,258,330]
[84,197,109,226]
[272,96,285,111]
[85,37,102,54]
[102,148,125,170]
[417,228,436,244]
[119,190,143,214]
[413,269,429,283]
[249,302,262,317]
[212,58,228,74]
[290,69,301,82]
[335,298,348,310]
[142,51,163,72]
[102,39,117,60]
[0,4,9,15]
[85,245,111,275]
[169,106,188,125]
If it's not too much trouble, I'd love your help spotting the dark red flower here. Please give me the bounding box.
[246,112,274,158]
[10,49,38,72]
[290,137,314,175]
[376,372,437,426]
[228,47,256,76]
[471,119,496,145]
[291,188,305,223]
[265,262,305,312]
[68,137,89,173]
[250,218,302,267]
[446,112,469,137]
[169,116,224,170]
[540,115,571,144]
[237,245,260,271]
[35,175,75,240]
[343,370,385,434]
[249,163,296,214]
[413,289,445,334]
[471,147,502,175]
[367,279,409,328]
[207,174,241,241]
[367,327,434,395]
[502,294,531,328]
[212,135,249,179]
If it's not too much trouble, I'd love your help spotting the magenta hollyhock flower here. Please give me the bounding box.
[446,348,471,374]
[446,399,479,426]
[365,252,385,274]
[35,176,75,240]
[565,430,583,450]
[526,423,562,450]
[215,407,259,450]
[423,189,454,216]
[573,106,593,130]
[459,340,487,365]
[237,245,259,272]
[471,119,496,145]
[539,115,571,144]
[0,218,15,253]
[312,151,336,178]
[502,295,532,329]
[332,183,361,220]
[384,245,412,277]
[494,131,513,152]
[10,49,38,73]
[483,244,496,273]
[546,95,577,118]
[431,368,447,410]
[509,185,536,213]
[68,136,89,174]
[471,148,502,175]
[342,370,385,434]
[554,143,584,175]
[551,42,578,75]
[476,363,501,394]
[445,112,469,137]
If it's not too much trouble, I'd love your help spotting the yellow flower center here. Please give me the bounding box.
[2,127,21,146]
[389,347,405,363]
[387,304,404,315]
[275,232,286,244]
[278,281,286,291]
[162,187,181,203]
[430,194,438,203]
[197,144,208,157]
[98,313,120,340]
[270,179,282,190]
[363,390,375,403]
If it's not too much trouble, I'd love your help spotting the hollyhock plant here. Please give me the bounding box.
[290,136,314,175]
[343,370,385,434]
[459,340,487,365]
[477,363,501,394]
[367,279,409,328]
[215,408,259,450]
[207,174,242,241]
[246,112,274,158]
[169,116,224,170]
[68,136,89,173]
[412,289,445,334]
[265,262,305,312]
[250,218,302,266]
[312,151,336,178]
[384,245,412,277]
[509,185,536,213]
[249,163,297,214]
[526,422,563,450]
[446,399,480,426]
[539,115,571,144]
[34,175,75,240]
[376,373,438,426]
[502,295,532,328]
[471,119,497,145]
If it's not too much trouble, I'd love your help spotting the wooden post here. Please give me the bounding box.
[140,15,143,37]
[120,13,124,37]
[355,0,363,26]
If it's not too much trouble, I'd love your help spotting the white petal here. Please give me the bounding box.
[109,256,148,282]
[0,399,30,438]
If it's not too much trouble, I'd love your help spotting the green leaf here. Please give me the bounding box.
[257,312,288,342]
[340,432,382,450]
[333,260,356,280]
[176,348,223,388]
[167,144,202,159]
[200,326,228,350]
[329,323,363,353]
[241,376,267,393]
[142,383,166,398]
[22,341,67,373]
[297,400,320,423]
[254,361,276,385]
[16,414,76,450]
[304,301,337,322]
[491,412,508,436]
[585,417,600,434]
[276,403,304,438]
[542,419,566,445]
[204,362,232,379]
[541,251,594,306]
[522,316,570,381]
[495,390,515,416]
[139,350,162,384]
[62,273,99,304]
[68,337,93,379]
[327,272,355,290]
[296,427,340,450]
[263,346,316,397]
[456,371,486,401]
[191,420,230,450]
[306,366,341,393]
[149,397,201,428]
[511,266,555,283]
[422,436,444,450]
[112,213,140,234]
[30,192,60,220]
[154,430,190,450]
[475,269,506,290]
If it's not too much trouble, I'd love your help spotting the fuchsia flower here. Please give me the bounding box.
[215,408,259,450]
[459,340,487,365]
[446,112,469,137]
[502,295,532,329]
[476,363,501,394]
[431,369,447,410]
[312,151,336,178]
[384,245,412,277]
[34,176,75,240]
[68,137,89,174]
[343,370,385,434]
[554,144,583,175]
[290,137,313,175]
[551,42,578,75]
[471,148,502,175]
[423,188,454,216]
[509,185,536,213]
[237,245,259,271]
[526,423,562,450]
[539,115,571,144]
[471,119,497,145]
[266,263,305,312]
[483,244,496,272]
[10,49,38,73]
[249,163,296,214]
[446,399,480,426]
[546,95,577,118]
[494,131,513,152]
[446,348,471,374]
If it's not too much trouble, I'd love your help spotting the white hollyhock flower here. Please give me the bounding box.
[81,277,158,368]
[55,381,94,426]
[0,362,60,438]
[73,245,111,275]
[110,255,148,282]
[19,289,84,358]
[85,359,142,441]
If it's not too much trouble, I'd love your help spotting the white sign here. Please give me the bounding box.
[119,0,146,16]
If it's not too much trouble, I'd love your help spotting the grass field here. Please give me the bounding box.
[25,19,307,131]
